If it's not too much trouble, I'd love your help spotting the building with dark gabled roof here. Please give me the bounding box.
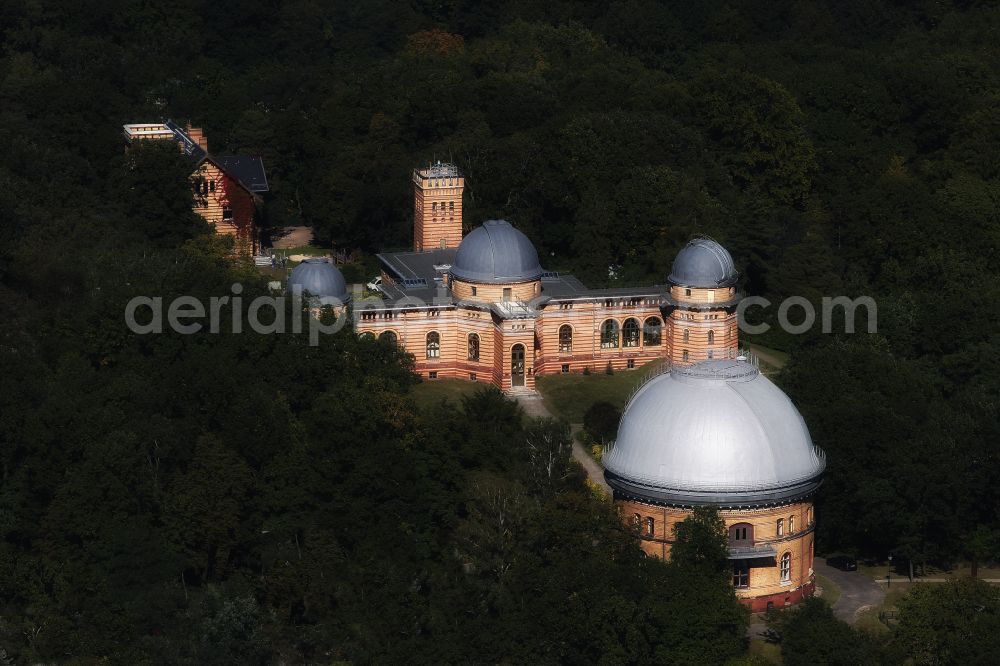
[123,121,268,256]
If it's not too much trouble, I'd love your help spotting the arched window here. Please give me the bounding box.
[623,318,640,348]
[776,518,784,537]
[378,330,397,346]
[359,331,375,341]
[780,552,791,582]
[643,317,662,346]
[645,517,655,536]
[729,523,753,546]
[789,515,795,533]
[468,333,480,361]
[633,513,641,529]
[683,328,690,343]
[682,349,689,362]
[707,329,715,344]
[600,319,619,349]
[559,324,573,353]
[807,507,813,525]
[426,331,440,358]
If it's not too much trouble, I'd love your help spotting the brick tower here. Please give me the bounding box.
[664,238,741,364]
[413,162,464,252]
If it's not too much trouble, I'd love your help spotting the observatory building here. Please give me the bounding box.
[359,162,824,608]
[603,357,825,610]
[355,163,740,390]
[288,258,351,303]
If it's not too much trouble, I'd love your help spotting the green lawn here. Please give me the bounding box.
[815,574,841,607]
[747,638,782,664]
[858,561,1000,582]
[747,342,790,377]
[409,378,491,411]
[536,360,662,423]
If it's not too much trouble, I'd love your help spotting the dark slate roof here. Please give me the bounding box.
[376,248,456,302]
[375,245,666,307]
[451,220,543,284]
[539,274,664,300]
[214,155,269,193]
[667,238,738,288]
[288,259,350,301]
[164,119,207,165]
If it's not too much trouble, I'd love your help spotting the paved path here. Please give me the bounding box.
[511,391,612,494]
[815,559,886,623]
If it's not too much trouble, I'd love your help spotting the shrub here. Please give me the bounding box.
[583,401,621,444]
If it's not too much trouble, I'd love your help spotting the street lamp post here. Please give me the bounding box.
[887,553,893,588]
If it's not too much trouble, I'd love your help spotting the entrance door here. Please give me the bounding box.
[511,344,525,387]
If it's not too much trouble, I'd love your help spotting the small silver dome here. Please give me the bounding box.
[668,238,738,288]
[603,359,824,505]
[288,259,349,300]
[450,219,543,284]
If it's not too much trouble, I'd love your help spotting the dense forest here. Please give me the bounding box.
[1,0,999,663]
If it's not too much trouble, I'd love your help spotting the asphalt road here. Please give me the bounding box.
[815,558,887,623]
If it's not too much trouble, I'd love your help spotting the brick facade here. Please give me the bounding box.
[616,498,817,609]
[413,165,464,252]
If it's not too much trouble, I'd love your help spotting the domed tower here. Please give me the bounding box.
[665,238,740,365]
[450,219,544,303]
[288,258,351,304]
[450,219,544,389]
[603,357,825,611]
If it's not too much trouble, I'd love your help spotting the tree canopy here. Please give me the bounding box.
[1,0,998,662]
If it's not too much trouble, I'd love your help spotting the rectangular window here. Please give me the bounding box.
[222,207,233,221]
[561,364,570,374]
[471,286,477,296]
[733,561,749,588]
[428,371,438,380]
[470,373,477,381]
[627,359,635,369]
[503,288,512,301]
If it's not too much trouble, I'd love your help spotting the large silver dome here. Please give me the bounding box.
[668,238,738,288]
[288,259,349,300]
[603,359,824,506]
[450,219,543,284]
